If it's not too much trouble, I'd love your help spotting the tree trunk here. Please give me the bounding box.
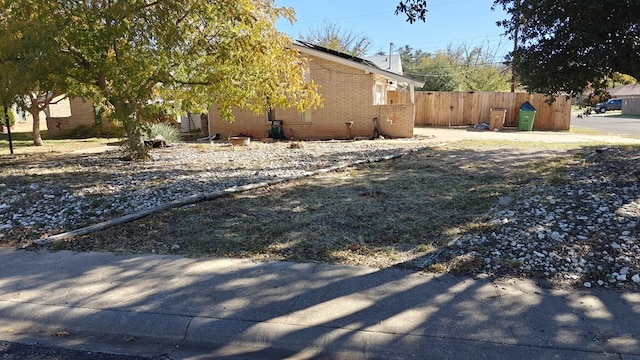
[114,99,149,160]
[29,106,43,146]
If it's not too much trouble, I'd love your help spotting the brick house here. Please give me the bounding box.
[0,104,47,134]
[1,96,117,136]
[45,97,114,136]
[1,96,75,135]
[204,40,424,140]
[607,84,640,99]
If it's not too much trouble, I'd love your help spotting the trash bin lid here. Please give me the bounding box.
[520,101,536,111]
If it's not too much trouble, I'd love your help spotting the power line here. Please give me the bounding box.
[406,34,505,47]
[429,0,474,7]
[403,62,509,78]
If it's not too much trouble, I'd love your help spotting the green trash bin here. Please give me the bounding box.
[269,120,284,139]
[518,101,536,131]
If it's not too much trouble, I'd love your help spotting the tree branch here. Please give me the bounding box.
[395,0,428,24]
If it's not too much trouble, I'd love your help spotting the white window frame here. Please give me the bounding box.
[301,109,312,122]
[373,81,387,105]
[301,67,313,122]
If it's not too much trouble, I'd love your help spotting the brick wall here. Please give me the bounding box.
[46,98,117,136]
[207,56,416,140]
[47,98,94,136]
[375,104,415,138]
[1,109,48,134]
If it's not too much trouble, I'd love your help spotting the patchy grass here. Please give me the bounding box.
[568,126,606,135]
[453,138,600,150]
[47,142,575,269]
[0,132,118,165]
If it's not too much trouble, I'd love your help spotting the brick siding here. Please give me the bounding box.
[206,56,416,140]
[46,98,117,136]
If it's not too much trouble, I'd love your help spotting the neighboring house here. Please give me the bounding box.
[0,104,47,134]
[575,84,640,106]
[608,84,640,99]
[623,98,640,115]
[45,97,117,136]
[0,96,117,136]
[364,54,404,91]
[0,97,68,134]
[603,85,640,115]
[204,40,424,140]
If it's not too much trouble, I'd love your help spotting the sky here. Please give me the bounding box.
[275,0,510,59]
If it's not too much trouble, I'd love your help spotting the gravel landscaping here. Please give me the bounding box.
[430,146,640,289]
[2,134,639,290]
[0,139,428,241]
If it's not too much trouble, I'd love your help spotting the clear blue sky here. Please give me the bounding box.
[276,0,510,58]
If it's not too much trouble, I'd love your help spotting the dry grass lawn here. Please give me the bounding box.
[50,143,576,269]
[0,132,117,165]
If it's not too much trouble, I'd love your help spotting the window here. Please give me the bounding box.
[16,107,27,123]
[303,67,311,83]
[374,82,386,105]
[94,105,104,125]
[301,109,312,122]
[265,108,275,123]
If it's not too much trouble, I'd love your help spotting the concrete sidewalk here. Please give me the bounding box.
[0,249,638,359]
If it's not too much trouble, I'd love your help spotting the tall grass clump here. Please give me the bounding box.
[146,122,181,143]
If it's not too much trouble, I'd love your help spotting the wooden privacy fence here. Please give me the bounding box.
[388,91,571,131]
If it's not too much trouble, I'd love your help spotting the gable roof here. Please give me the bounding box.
[608,84,640,97]
[292,40,424,88]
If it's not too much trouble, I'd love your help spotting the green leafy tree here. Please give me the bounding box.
[494,0,640,96]
[1,0,321,159]
[0,105,15,131]
[0,1,71,145]
[400,44,510,91]
[446,44,510,92]
[299,21,372,57]
[611,73,637,86]
[396,0,640,96]
[0,40,20,136]
[418,54,459,91]
[400,46,458,91]
[395,0,428,23]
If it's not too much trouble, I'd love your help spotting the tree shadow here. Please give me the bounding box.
[44,145,576,268]
[1,143,639,357]
[0,250,637,358]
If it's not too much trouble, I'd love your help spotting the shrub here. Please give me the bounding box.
[0,106,15,129]
[146,122,181,143]
[65,124,123,139]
